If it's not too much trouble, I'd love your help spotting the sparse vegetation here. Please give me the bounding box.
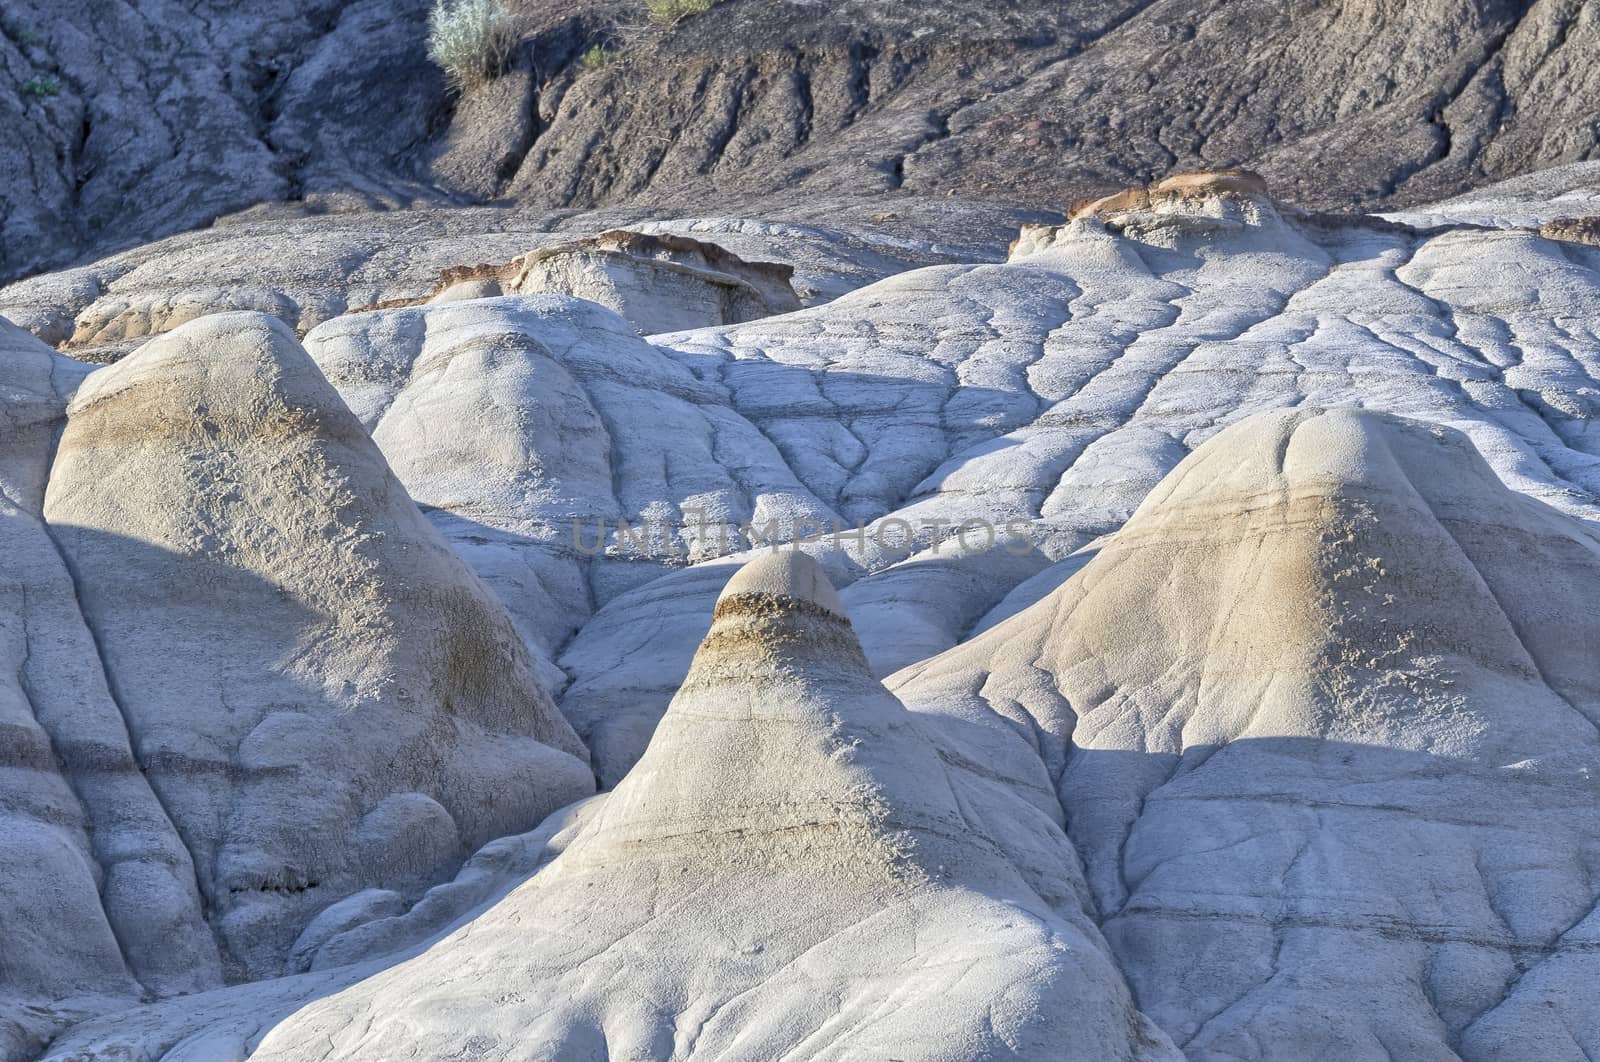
[645,0,716,26]
[22,77,59,99]
[581,45,617,69]
[427,0,516,93]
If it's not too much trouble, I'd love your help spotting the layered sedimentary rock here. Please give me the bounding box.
[39,312,594,981]
[301,294,839,698]
[214,551,1175,1060]
[302,292,1056,781]
[498,0,1600,220]
[1541,215,1600,248]
[11,159,1600,1055]
[557,171,1600,784]
[0,210,967,363]
[892,407,1600,1059]
[437,230,803,335]
[9,0,1600,287]
[28,406,1600,1060]
[1064,169,1271,223]
[0,320,221,1058]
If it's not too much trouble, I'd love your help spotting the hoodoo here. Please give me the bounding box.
[893,408,1600,1058]
[39,312,594,980]
[240,551,1177,1061]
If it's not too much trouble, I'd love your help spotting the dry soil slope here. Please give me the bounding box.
[5,0,1599,283]
[0,0,441,284]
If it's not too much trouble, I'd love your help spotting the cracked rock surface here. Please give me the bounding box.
[39,554,1182,1060]
[0,206,999,362]
[7,172,1600,1058]
[891,406,1600,1059]
[545,179,1600,786]
[0,319,218,1059]
[1,311,594,1049]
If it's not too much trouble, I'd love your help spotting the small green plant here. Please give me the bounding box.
[580,45,616,69]
[15,30,43,47]
[645,0,715,26]
[427,0,516,93]
[22,77,59,99]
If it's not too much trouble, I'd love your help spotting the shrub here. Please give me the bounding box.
[427,0,516,93]
[22,77,59,98]
[581,45,616,69]
[645,0,715,26]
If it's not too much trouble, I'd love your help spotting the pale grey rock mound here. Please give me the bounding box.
[491,230,803,334]
[221,552,1178,1061]
[302,294,839,698]
[0,207,980,362]
[40,311,594,980]
[559,172,1600,784]
[32,798,609,1062]
[288,794,604,976]
[890,407,1600,1059]
[0,320,221,1057]
[304,292,1054,786]
[391,231,801,333]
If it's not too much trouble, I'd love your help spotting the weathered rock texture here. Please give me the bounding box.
[488,230,802,334]
[1540,215,1600,247]
[1386,159,1600,228]
[0,320,220,1059]
[0,208,984,361]
[404,230,802,333]
[5,0,1600,284]
[301,294,838,702]
[11,164,1600,1056]
[30,406,1600,1060]
[39,312,594,985]
[0,0,440,285]
[55,553,1177,1061]
[891,407,1600,1059]
[552,173,1600,784]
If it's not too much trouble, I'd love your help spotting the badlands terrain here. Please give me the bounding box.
[4,1,1600,1060]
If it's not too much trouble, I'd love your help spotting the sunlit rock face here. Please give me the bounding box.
[0,211,945,364]
[492,230,803,334]
[0,319,219,1059]
[891,407,1600,1060]
[555,172,1600,788]
[10,160,1600,1059]
[222,551,1177,1062]
[38,312,593,983]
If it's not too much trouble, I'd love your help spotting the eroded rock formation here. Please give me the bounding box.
[5,0,1600,286]
[8,159,1600,1059]
[0,211,964,362]
[152,553,1179,1060]
[38,312,594,983]
[892,407,1600,1059]
[0,319,219,1059]
[425,230,802,335]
